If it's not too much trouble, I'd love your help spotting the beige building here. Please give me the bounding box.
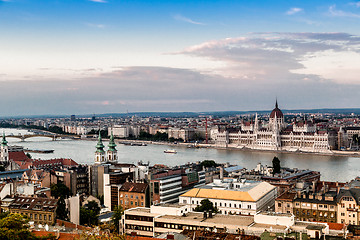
[179,179,277,215]
[336,187,360,225]
[1,196,57,225]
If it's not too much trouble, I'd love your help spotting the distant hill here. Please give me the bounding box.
[2,108,360,119]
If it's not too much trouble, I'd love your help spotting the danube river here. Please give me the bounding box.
[1,128,357,182]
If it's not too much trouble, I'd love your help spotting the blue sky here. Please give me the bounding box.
[1,0,360,116]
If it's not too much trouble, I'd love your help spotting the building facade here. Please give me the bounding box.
[212,101,336,153]
[179,179,277,215]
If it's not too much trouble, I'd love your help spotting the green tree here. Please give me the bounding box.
[80,201,100,226]
[51,182,71,199]
[56,197,69,221]
[194,199,218,213]
[26,153,32,159]
[0,213,38,240]
[111,205,124,233]
[200,160,217,168]
[272,156,281,174]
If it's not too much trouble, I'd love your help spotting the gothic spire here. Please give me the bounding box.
[108,131,117,152]
[95,130,105,153]
[275,98,278,109]
[1,132,8,146]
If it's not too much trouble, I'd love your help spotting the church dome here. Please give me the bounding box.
[270,100,283,118]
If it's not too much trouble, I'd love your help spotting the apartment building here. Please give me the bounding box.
[1,196,57,225]
[119,182,150,210]
[150,169,205,204]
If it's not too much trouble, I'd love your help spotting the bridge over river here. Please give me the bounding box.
[5,134,81,141]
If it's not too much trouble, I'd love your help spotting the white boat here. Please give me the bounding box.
[164,149,177,154]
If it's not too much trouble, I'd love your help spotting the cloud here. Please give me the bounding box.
[329,5,360,18]
[88,0,107,3]
[286,8,303,15]
[178,32,360,85]
[349,2,360,8]
[85,23,106,28]
[173,14,205,25]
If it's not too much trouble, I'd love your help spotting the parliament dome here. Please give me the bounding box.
[270,100,283,118]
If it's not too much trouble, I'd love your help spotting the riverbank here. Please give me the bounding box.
[111,139,360,158]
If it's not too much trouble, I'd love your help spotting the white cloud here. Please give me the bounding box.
[329,4,360,18]
[179,32,360,84]
[88,0,107,3]
[286,8,303,15]
[349,2,360,8]
[85,23,106,28]
[173,14,205,25]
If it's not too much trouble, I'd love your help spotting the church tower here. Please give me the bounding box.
[0,133,9,163]
[107,132,117,163]
[94,131,106,164]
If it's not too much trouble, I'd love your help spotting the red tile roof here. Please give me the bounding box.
[9,151,30,162]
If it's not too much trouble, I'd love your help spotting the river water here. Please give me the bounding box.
[1,128,357,182]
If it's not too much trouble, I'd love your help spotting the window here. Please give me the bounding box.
[247,205,251,209]
[44,215,47,220]
[131,195,133,199]
[319,205,323,208]
[131,201,133,205]
[224,203,227,207]
[229,203,231,208]
[324,205,328,208]
[49,215,51,221]
[183,200,187,204]
[278,203,282,207]
[39,214,42,220]
[35,214,37,220]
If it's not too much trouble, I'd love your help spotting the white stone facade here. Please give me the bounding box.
[212,103,335,153]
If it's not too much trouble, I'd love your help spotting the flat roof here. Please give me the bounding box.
[157,212,254,227]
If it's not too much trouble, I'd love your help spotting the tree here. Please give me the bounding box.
[56,197,69,221]
[26,153,32,159]
[51,182,71,199]
[0,213,38,240]
[111,205,124,233]
[194,199,218,213]
[272,156,281,174]
[80,201,100,226]
[200,160,217,168]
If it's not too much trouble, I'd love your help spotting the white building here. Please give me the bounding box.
[212,101,335,153]
[109,125,140,138]
[179,178,277,215]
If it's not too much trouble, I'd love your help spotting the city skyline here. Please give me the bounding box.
[1,0,360,116]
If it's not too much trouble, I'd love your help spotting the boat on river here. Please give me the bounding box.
[164,149,177,154]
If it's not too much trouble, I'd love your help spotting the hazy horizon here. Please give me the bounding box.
[1,0,360,116]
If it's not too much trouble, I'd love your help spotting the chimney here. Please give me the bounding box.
[167,235,175,240]
[220,167,224,180]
